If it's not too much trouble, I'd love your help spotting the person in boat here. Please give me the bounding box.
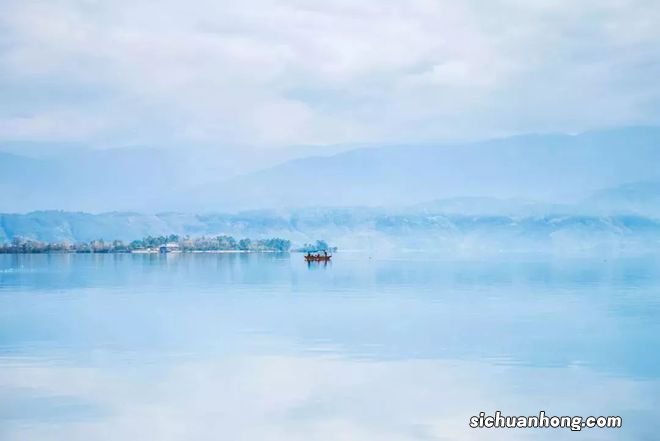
[323,250,328,257]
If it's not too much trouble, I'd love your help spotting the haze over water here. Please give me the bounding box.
[1,252,659,440]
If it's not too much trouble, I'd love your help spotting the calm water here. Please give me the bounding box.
[1,252,659,440]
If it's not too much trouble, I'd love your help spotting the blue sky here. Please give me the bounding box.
[1,0,660,151]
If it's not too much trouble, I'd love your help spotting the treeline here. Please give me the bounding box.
[0,235,291,254]
[295,240,338,253]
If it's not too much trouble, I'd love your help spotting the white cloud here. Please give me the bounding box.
[0,0,659,148]
[0,112,108,140]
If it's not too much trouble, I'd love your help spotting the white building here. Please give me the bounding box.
[159,243,180,253]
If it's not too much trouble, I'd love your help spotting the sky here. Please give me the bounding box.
[1,0,660,152]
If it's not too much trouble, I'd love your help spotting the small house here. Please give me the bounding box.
[159,243,180,253]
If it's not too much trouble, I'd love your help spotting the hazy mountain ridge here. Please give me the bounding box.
[0,144,336,212]
[584,182,660,216]
[0,149,182,212]
[2,208,660,253]
[1,127,660,252]
[187,127,660,211]
[1,127,660,213]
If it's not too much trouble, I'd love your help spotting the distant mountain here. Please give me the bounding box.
[583,181,660,217]
[0,147,287,213]
[1,127,659,213]
[0,142,355,213]
[187,127,660,211]
[410,197,572,217]
[2,209,659,254]
[0,149,182,212]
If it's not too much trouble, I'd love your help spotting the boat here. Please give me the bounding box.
[304,254,332,262]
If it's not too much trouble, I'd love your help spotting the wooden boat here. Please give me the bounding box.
[304,254,332,262]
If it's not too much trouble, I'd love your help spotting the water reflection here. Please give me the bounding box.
[1,253,659,440]
[307,260,331,270]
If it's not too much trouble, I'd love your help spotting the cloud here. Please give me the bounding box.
[0,112,109,140]
[0,0,659,148]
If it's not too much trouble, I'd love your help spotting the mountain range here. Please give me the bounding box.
[1,127,660,213]
[1,126,660,252]
[2,186,660,253]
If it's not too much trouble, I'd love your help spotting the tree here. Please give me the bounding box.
[217,235,237,250]
[257,238,291,252]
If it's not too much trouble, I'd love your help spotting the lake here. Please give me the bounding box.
[1,252,659,440]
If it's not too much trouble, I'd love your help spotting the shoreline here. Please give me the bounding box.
[0,250,294,255]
